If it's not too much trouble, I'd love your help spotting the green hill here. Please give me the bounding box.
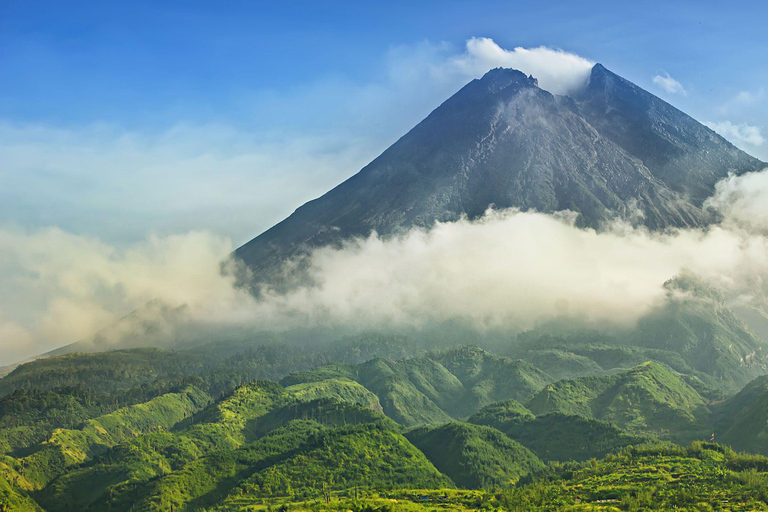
[525,361,708,439]
[468,400,647,462]
[427,346,550,412]
[37,421,323,512]
[35,431,205,512]
[465,398,534,431]
[354,358,460,425]
[405,422,544,488]
[631,275,768,391]
[521,349,605,380]
[0,388,109,456]
[284,378,382,411]
[714,375,768,455]
[0,349,206,397]
[502,413,648,462]
[217,422,453,508]
[0,463,41,511]
[500,442,768,511]
[17,386,210,488]
[0,380,208,457]
[35,386,393,511]
[7,336,768,510]
[280,347,550,426]
[181,381,288,451]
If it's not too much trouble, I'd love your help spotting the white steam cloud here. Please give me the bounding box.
[4,169,768,365]
[450,37,595,96]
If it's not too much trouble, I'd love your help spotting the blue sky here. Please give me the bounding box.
[2,1,767,129]
[1,0,768,363]
[2,0,767,246]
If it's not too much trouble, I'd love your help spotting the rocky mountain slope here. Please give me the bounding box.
[235,64,764,286]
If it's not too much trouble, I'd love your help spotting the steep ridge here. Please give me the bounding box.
[525,361,708,439]
[280,347,549,426]
[466,399,647,462]
[631,275,768,390]
[576,64,762,205]
[713,375,768,455]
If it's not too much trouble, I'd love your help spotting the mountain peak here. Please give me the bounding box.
[235,64,765,287]
[476,67,539,93]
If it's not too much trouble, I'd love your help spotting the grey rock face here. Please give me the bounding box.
[235,65,765,286]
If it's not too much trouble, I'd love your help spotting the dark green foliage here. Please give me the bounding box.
[17,386,210,488]
[631,276,768,391]
[0,388,105,456]
[499,442,768,511]
[501,413,648,462]
[0,344,330,401]
[223,422,453,503]
[280,346,550,427]
[427,346,550,410]
[202,344,331,395]
[405,422,544,488]
[468,400,647,462]
[0,349,205,397]
[466,398,534,431]
[525,361,708,440]
[714,375,768,455]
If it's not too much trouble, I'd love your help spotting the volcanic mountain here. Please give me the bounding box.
[238,64,764,284]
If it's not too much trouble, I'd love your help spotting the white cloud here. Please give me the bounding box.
[449,37,594,96]
[706,169,768,232]
[0,227,246,363]
[705,120,765,148]
[734,89,765,104]
[7,170,768,364]
[652,72,687,95]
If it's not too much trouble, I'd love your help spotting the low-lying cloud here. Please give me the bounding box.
[0,228,239,364]
[4,169,768,366]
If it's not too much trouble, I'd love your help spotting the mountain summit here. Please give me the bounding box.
[236,64,764,285]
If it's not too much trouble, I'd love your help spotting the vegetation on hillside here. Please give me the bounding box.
[3,335,768,511]
[525,361,709,440]
[405,422,544,488]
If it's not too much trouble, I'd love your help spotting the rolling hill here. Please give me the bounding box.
[525,361,708,439]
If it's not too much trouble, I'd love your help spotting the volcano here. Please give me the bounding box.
[236,63,764,286]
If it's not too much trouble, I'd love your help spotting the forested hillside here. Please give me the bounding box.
[2,326,768,510]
